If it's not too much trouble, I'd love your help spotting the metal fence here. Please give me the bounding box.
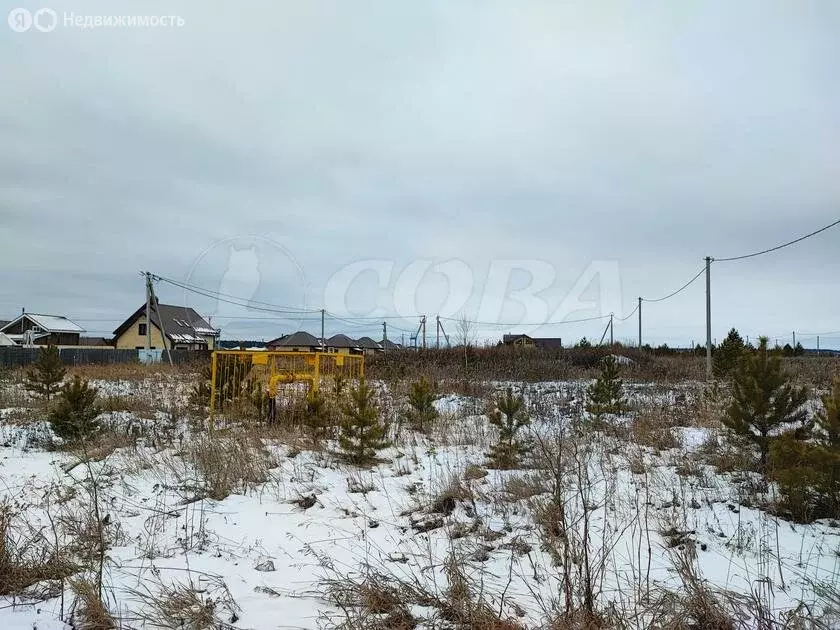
[0,347,210,368]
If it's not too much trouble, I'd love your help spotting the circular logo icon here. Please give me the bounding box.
[8,8,32,32]
[33,8,57,32]
[182,236,309,341]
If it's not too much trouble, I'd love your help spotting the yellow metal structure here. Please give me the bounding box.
[208,350,364,430]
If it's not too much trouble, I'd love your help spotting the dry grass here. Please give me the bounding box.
[69,362,200,382]
[427,476,475,516]
[502,473,550,501]
[130,575,240,629]
[0,503,78,597]
[69,576,116,629]
[322,557,525,630]
[98,394,155,416]
[644,551,739,630]
[632,408,680,451]
[463,464,488,481]
[186,431,279,500]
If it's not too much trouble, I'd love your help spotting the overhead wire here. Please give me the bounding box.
[714,218,840,262]
[148,215,838,344]
[153,273,319,314]
[642,267,706,304]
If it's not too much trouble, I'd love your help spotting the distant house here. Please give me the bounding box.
[325,334,360,355]
[502,333,562,350]
[112,304,219,350]
[502,334,535,348]
[380,338,401,351]
[0,313,85,346]
[266,331,322,352]
[356,336,382,356]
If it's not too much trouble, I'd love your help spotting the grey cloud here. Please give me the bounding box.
[1,0,838,345]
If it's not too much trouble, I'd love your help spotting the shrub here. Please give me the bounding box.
[403,377,438,432]
[713,328,745,379]
[49,376,101,443]
[814,377,840,515]
[486,388,530,469]
[724,338,809,469]
[186,432,277,500]
[772,377,840,521]
[302,389,333,438]
[586,355,625,420]
[770,433,822,521]
[339,380,388,465]
[24,345,65,401]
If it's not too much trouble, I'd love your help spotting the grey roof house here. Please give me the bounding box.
[0,313,86,346]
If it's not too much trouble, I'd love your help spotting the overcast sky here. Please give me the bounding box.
[2,1,839,347]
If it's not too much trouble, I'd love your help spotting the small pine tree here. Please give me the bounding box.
[586,355,625,420]
[576,337,592,349]
[303,389,333,438]
[814,377,840,514]
[332,373,346,398]
[724,337,808,468]
[404,378,438,432]
[713,328,746,379]
[50,376,101,442]
[771,378,840,521]
[24,345,66,401]
[339,380,388,465]
[486,388,530,469]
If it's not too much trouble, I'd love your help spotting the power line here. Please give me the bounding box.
[153,275,318,316]
[152,273,319,314]
[616,303,639,321]
[438,312,611,327]
[642,267,705,303]
[325,311,421,321]
[714,218,840,262]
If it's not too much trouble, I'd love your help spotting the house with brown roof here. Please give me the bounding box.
[502,333,562,350]
[112,303,219,350]
[325,334,360,355]
[266,331,322,352]
[356,336,382,356]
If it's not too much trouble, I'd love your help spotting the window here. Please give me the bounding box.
[138,323,147,336]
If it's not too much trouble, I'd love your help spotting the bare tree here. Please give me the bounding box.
[455,315,475,374]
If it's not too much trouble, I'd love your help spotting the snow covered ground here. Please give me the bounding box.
[0,376,838,629]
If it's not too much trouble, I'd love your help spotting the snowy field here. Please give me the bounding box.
[0,374,838,629]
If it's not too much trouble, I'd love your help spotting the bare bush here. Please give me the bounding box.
[0,502,77,597]
[129,573,240,629]
[186,431,278,500]
[69,576,116,629]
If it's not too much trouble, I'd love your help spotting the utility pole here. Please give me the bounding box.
[705,256,712,379]
[145,272,152,354]
[148,278,173,366]
[609,313,614,346]
[436,315,440,349]
[817,336,820,356]
[421,316,426,349]
[382,321,388,353]
[792,331,796,348]
[638,297,642,348]
[320,309,325,350]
